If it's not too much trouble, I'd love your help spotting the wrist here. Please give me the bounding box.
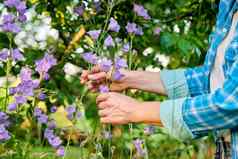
[120,70,140,89]
[129,102,147,123]
[136,102,162,125]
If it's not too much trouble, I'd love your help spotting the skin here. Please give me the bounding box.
[80,66,167,126]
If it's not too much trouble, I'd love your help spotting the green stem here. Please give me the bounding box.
[5,34,13,111]
[63,129,72,159]
[128,35,134,159]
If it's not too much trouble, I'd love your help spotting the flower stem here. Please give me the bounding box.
[5,34,13,111]
[128,35,134,159]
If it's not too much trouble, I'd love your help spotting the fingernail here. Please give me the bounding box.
[88,75,95,80]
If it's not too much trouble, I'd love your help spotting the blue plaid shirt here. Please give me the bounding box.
[159,0,238,158]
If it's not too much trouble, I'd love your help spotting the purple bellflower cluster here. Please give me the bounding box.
[34,107,65,157]
[66,105,82,120]
[133,139,146,157]
[0,112,11,142]
[1,0,27,33]
[133,4,151,20]
[0,48,24,62]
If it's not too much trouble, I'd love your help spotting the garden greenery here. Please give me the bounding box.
[0,0,218,158]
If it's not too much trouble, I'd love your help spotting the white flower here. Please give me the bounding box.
[75,47,84,54]
[145,65,161,72]
[26,37,37,47]
[154,54,170,67]
[173,24,180,33]
[184,20,191,34]
[64,63,82,76]
[25,23,33,31]
[48,29,59,40]
[35,26,50,41]
[25,8,37,21]
[38,42,47,50]
[143,47,154,56]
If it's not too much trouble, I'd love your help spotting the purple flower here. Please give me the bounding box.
[126,22,137,34]
[66,105,76,114]
[99,85,109,93]
[76,111,82,119]
[99,58,112,72]
[47,120,56,129]
[3,14,15,23]
[0,112,9,122]
[122,43,130,53]
[133,139,145,157]
[0,125,10,141]
[44,128,54,139]
[94,1,102,13]
[8,103,17,111]
[135,26,143,36]
[33,108,42,117]
[67,113,74,120]
[37,114,48,124]
[133,4,151,20]
[108,17,120,32]
[15,95,27,104]
[4,0,19,8]
[50,106,57,113]
[103,131,112,139]
[56,146,65,157]
[49,136,62,148]
[87,30,101,41]
[154,27,161,35]
[81,52,98,64]
[74,5,85,16]
[115,58,128,69]
[18,14,27,22]
[112,70,124,81]
[38,93,46,100]
[144,126,155,135]
[125,22,143,36]
[35,53,57,78]
[104,35,115,47]
[0,49,9,61]
[16,1,27,14]
[2,23,21,33]
[12,48,24,61]
[9,87,17,95]
[20,67,32,82]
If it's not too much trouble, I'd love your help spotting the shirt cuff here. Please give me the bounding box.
[160,98,194,141]
[160,69,190,99]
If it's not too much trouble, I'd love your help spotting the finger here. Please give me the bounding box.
[98,108,111,117]
[98,101,111,109]
[91,65,101,73]
[96,93,110,104]
[88,72,107,81]
[80,70,89,84]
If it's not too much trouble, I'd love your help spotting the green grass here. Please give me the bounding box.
[29,146,90,159]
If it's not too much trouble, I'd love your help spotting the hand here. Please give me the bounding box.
[96,92,142,124]
[80,66,129,92]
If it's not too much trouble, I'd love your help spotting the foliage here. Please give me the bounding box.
[0,0,219,158]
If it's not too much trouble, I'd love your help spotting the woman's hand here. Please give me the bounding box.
[80,66,167,95]
[96,92,163,126]
[96,92,142,124]
[80,66,129,92]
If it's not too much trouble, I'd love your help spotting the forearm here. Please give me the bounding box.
[123,70,167,95]
[133,101,163,126]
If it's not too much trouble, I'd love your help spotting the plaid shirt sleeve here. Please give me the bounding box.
[159,67,209,140]
[183,58,238,138]
[184,65,210,97]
